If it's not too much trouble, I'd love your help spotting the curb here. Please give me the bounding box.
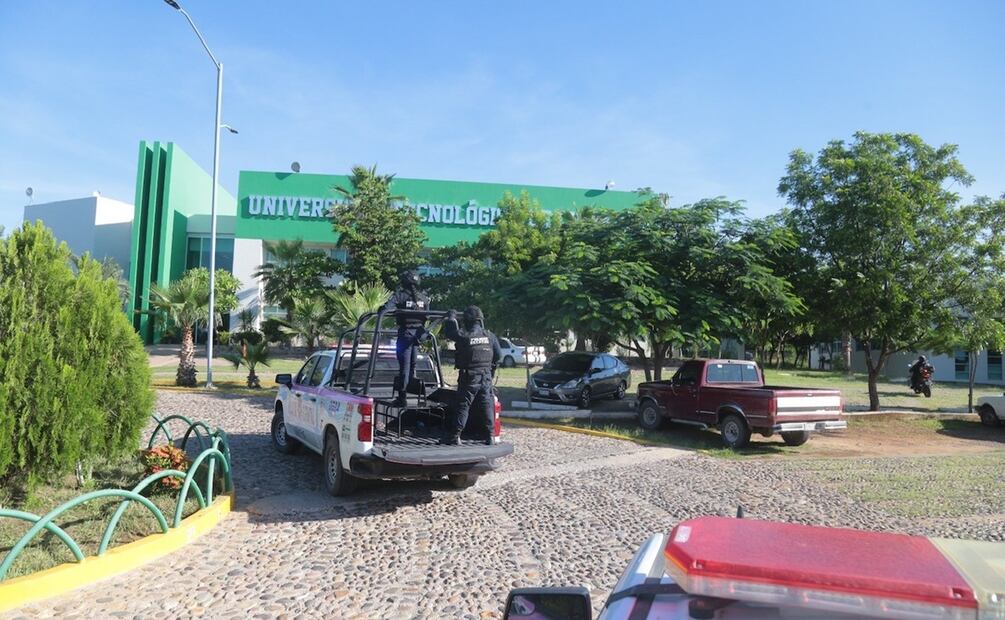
[500,417,669,448]
[0,493,233,613]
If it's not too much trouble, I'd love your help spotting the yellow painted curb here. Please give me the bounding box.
[0,493,234,613]
[501,416,668,448]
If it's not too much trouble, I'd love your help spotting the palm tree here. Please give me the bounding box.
[223,341,271,388]
[253,239,305,319]
[326,282,392,338]
[148,277,210,386]
[280,296,331,353]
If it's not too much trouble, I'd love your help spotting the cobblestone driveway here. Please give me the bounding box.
[6,391,1004,619]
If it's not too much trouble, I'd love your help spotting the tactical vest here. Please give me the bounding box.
[393,289,430,330]
[456,327,494,370]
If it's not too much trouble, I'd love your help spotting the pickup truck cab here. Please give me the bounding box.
[271,309,513,495]
[635,359,845,449]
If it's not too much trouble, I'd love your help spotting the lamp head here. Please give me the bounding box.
[163,0,181,9]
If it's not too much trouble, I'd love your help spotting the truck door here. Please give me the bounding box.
[290,356,319,440]
[301,354,334,451]
[668,362,701,420]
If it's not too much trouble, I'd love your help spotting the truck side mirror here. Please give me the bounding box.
[503,587,592,620]
[275,373,293,387]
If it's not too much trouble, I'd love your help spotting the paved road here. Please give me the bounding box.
[5,391,1002,619]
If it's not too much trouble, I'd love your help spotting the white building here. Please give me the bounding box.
[23,194,134,273]
[810,343,1003,386]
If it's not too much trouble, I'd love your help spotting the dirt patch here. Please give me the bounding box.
[768,415,1005,458]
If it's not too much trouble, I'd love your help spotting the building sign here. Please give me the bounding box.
[235,170,640,247]
[245,195,502,227]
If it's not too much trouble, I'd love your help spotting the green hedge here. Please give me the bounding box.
[0,222,154,489]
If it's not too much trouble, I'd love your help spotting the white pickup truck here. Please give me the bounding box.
[271,309,514,496]
[498,337,547,367]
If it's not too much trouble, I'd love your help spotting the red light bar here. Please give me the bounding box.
[664,517,977,619]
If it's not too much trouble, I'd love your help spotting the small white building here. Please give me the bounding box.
[23,194,134,274]
[810,342,1003,386]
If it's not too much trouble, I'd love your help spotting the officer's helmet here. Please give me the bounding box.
[401,270,420,289]
[919,355,927,363]
[463,305,484,329]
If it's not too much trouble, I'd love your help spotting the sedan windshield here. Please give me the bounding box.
[545,353,593,373]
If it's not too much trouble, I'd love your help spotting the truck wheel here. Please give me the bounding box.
[502,355,515,368]
[923,385,932,398]
[271,409,300,454]
[614,381,627,400]
[720,414,751,450]
[448,474,478,489]
[979,405,1001,427]
[781,430,811,446]
[638,401,663,431]
[578,387,592,410]
[323,430,358,497]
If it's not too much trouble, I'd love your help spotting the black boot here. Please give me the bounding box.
[439,433,460,446]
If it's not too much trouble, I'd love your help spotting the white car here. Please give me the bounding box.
[498,337,547,367]
[271,309,513,496]
[976,393,1005,427]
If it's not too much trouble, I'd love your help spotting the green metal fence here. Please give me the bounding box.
[0,415,232,581]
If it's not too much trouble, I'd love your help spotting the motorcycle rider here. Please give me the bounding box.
[439,305,502,446]
[383,270,430,407]
[909,355,934,391]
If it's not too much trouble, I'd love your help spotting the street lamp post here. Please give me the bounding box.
[163,0,224,387]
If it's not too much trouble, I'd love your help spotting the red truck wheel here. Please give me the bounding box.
[781,431,811,446]
[720,414,751,449]
[638,401,663,431]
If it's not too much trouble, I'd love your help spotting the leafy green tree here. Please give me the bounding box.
[779,132,984,410]
[331,165,426,289]
[149,268,241,386]
[0,222,153,489]
[223,341,271,388]
[326,282,391,337]
[931,195,1005,412]
[281,296,331,353]
[475,191,563,275]
[253,239,340,319]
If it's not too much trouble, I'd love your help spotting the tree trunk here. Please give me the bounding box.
[652,339,668,381]
[248,366,260,389]
[177,325,197,387]
[842,332,852,376]
[862,340,890,411]
[969,350,977,413]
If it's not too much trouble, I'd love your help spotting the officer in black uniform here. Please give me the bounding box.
[440,305,502,445]
[383,270,430,406]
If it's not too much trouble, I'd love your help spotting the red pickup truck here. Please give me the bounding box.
[635,359,846,449]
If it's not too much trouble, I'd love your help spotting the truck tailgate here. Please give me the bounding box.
[770,388,842,417]
[374,438,514,466]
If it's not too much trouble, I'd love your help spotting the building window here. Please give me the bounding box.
[955,350,969,381]
[989,351,1003,382]
[186,236,234,272]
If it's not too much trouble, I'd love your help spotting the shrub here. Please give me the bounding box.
[232,330,263,346]
[216,330,231,346]
[0,222,154,490]
[261,318,291,346]
[140,445,190,491]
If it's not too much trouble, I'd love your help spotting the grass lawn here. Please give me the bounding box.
[0,454,217,580]
[491,365,1001,413]
[149,346,1002,413]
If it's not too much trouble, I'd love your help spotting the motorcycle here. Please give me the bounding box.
[909,364,933,398]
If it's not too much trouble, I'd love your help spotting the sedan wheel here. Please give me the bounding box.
[614,381,627,400]
[578,387,592,410]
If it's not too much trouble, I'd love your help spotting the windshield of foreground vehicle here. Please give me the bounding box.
[544,353,592,372]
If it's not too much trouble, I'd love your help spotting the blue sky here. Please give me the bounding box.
[1,1,1003,235]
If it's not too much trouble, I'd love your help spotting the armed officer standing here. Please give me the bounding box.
[383,270,430,407]
[440,306,502,445]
